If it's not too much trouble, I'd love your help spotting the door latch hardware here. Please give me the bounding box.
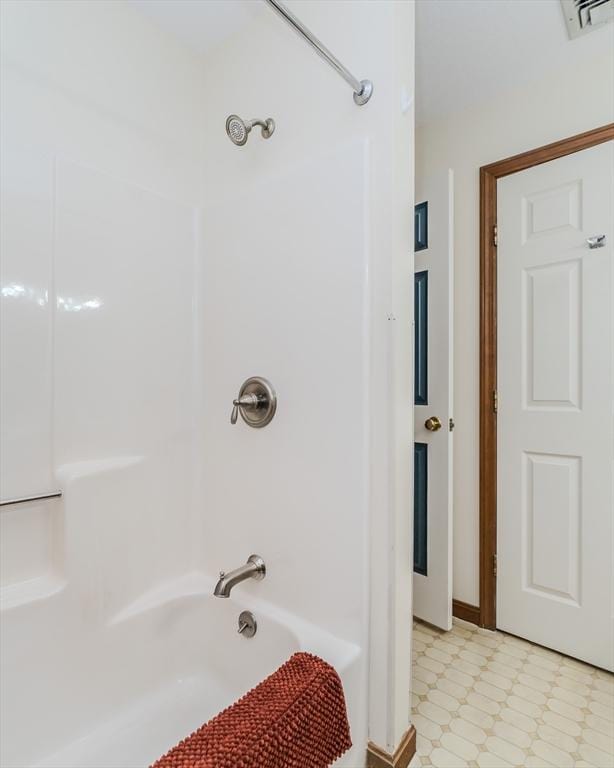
[492,389,498,414]
[493,554,498,577]
[493,225,498,247]
[586,235,606,249]
[449,417,455,432]
[425,416,443,432]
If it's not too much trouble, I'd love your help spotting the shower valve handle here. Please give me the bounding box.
[230,377,277,428]
[230,394,259,425]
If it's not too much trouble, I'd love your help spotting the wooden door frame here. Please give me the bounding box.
[478,123,614,630]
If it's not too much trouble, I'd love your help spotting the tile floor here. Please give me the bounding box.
[409,618,614,768]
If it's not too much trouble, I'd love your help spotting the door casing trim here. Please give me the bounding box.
[478,123,614,630]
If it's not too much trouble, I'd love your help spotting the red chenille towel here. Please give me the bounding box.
[151,652,352,768]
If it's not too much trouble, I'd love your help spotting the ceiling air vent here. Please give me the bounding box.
[561,0,614,38]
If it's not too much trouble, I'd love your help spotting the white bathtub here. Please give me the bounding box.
[1,573,363,768]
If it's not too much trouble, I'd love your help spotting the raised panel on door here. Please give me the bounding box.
[523,452,580,604]
[523,259,581,409]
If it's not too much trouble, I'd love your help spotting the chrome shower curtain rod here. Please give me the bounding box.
[263,0,373,106]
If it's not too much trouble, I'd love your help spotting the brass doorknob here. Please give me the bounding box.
[425,416,442,432]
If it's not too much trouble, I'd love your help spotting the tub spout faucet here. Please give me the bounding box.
[213,555,266,597]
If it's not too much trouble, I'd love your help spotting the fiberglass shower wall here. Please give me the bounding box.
[198,0,414,754]
[0,6,204,759]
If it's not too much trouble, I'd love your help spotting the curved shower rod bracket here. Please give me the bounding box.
[263,0,373,106]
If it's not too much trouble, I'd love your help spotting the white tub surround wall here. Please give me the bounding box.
[0,2,205,765]
[416,31,614,608]
[199,1,414,760]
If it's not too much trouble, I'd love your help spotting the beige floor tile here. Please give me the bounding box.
[449,716,488,745]
[414,664,438,686]
[413,678,430,696]
[590,699,614,721]
[526,653,559,672]
[500,706,538,734]
[556,673,591,696]
[436,676,467,701]
[444,667,473,689]
[542,708,582,736]
[590,689,614,709]
[474,681,507,704]
[473,634,499,649]
[578,741,614,767]
[487,660,518,680]
[510,684,547,708]
[468,690,502,714]
[524,757,552,768]
[459,703,495,730]
[531,738,575,768]
[460,649,489,668]
[550,684,588,709]
[450,624,472,639]
[411,619,614,768]
[451,658,482,677]
[418,699,452,726]
[506,694,542,720]
[485,735,526,765]
[412,713,443,741]
[491,651,523,670]
[497,643,528,660]
[582,727,614,753]
[530,645,562,662]
[493,719,532,749]
[476,751,512,767]
[415,629,437,645]
[465,641,494,658]
[594,677,614,695]
[426,647,454,665]
[586,712,614,736]
[516,672,551,694]
[418,655,446,675]
[440,731,479,762]
[523,662,556,683]
[416,733,433,757]
[432,638,459,656]
[537,723,578,753]
[428,688,461,713]
[430,746,467,767]
[482,670,513,692]
[559,664,594,686]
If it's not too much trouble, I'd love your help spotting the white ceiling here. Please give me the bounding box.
[128,0,261,56]
[416,0,614,125]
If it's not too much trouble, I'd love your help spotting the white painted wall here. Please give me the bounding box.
[416,34,614,606]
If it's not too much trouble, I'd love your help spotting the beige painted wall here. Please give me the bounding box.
[417,39,614,606]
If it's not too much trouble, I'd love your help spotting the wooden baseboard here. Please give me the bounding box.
[367,725,416,768]
[452,599,481,626]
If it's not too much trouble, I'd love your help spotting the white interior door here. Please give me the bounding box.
[413,169,454,630]
[497,141,614,670]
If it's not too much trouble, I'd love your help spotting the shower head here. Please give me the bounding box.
[225,115,275,146]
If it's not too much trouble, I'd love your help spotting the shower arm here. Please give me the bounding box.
[263,0,373,106]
